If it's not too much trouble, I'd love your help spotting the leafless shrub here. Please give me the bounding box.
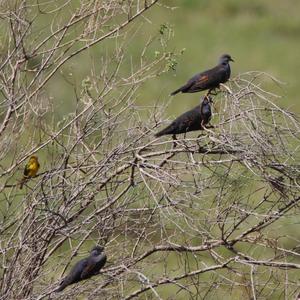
[0,1,299,300]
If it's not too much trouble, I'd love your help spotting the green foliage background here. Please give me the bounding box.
[45,0,300,118]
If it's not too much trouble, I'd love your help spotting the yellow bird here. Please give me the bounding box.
[20,155,40,189]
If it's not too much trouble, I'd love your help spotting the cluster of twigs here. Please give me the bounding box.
[0,1,299,299]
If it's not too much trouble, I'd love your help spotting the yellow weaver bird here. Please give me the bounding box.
[20,155,40,189]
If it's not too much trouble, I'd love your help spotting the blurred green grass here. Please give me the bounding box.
[141,0,300,115]
[42,0,300,120]
[1,1,300,117]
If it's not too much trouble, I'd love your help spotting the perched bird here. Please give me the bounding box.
[155,96,212,137]
[56,246,107,292]
[170,54,234,96]
[20,155,40,189]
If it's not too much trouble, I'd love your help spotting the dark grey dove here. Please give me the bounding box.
[155,96,212,137]
[56,245,106,292]
[171,54,234,96]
